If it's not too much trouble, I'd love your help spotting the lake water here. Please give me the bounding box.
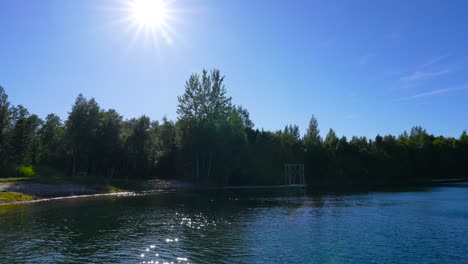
[1,184,467,263]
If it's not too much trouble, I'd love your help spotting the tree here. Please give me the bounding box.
[39,114,64,165]
[10,105,30,165]
[96,109,123,177]
[304,115,322,149]
[303,116,326,189]
[235,106,254,130]
[283,124,300,142]
[9,106,42,165]
[177,69,232,122]
[151,117,176,178]
[66,94,100,176]
[3,70,468,190]
[324,128,338,149]
[0,86,11,167]
[176,69,236,185]
[25,114,43,165]
[124,116,151,177]
[410,126,429,147]
[460,130,468,144]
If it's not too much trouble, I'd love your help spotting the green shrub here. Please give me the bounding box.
[0,192,36,203]
[16,165,36,177]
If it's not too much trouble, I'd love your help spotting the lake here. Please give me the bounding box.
[1,184,467,263]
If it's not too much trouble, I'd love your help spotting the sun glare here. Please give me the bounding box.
[115,0,180,47]
[130,0,168,29]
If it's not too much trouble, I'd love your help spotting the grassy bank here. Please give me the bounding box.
[0,192,36,203]
[0,166,189,205]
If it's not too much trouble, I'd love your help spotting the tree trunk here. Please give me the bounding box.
[72,149,77,177]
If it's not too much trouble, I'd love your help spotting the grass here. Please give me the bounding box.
[0,192,36,203]
[106,186,126,193]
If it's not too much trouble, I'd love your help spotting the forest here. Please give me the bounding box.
[1,69,467,191]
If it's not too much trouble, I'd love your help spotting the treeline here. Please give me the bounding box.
[1,69,467,190]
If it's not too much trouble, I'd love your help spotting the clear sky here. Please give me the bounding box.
[1,0,468,138]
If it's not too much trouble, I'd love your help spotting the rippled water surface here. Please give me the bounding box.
[1,184,468,263]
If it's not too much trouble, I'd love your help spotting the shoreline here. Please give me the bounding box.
[0,180,192,206]
[0,190,186,207]
[2,179,466,207]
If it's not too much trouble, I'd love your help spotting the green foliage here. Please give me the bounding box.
[235,106,254,130]
[176,69,240,185]
[460,130,468,143]
[177,69,232,122]
[39,114,65,165]
[304,115,322,148]
[0,192,36,203]
[1,72,468,191]
[0,86,10,168]
[324,128,338,149]
[16,165,36,177]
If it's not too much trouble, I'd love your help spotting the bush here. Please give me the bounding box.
[16,165,36,177]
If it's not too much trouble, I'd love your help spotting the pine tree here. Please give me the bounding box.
[304,115,322,148]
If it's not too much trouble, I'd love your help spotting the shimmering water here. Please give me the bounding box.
[1,184,467,263]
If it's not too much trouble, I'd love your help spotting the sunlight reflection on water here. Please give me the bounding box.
[1,187,467,263]
[139,237,190,264]
[137,210,230,264]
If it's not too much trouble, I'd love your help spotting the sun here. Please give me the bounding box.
[130,0,169,29]
[113,0,180,47]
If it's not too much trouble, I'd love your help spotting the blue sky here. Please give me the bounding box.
[1,0,468,138]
